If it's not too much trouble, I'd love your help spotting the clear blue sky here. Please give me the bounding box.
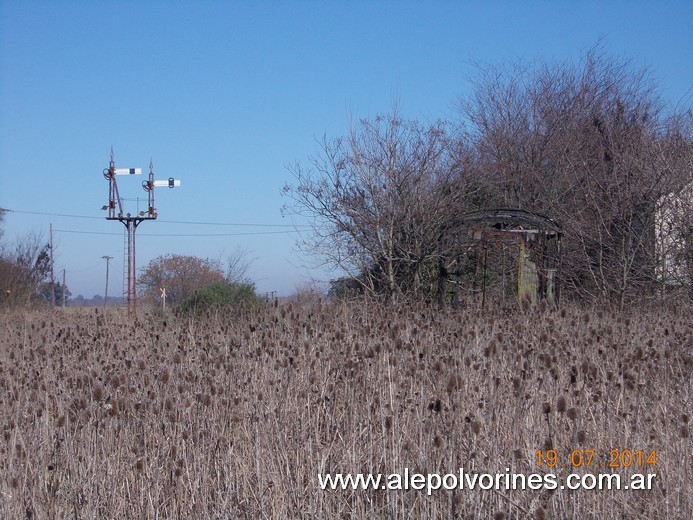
[1,1,691,299]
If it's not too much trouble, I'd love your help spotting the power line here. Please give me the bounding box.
[53,228,300,237]
[2,207,309,229]
[157,219,307,228]
[2,208,103,220]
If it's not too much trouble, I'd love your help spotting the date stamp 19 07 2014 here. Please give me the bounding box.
[535,449,657,469]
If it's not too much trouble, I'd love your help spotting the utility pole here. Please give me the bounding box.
[49,223,55,307]
[62,269,66,308]
[102,255,112,308]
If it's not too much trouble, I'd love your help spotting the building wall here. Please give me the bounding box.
[655,182,693,286]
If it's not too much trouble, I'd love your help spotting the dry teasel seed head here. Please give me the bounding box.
[447,375,461,394]
[428,399,442,413]
[556,396,567,413]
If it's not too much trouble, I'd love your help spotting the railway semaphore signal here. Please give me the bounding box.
[114,167,142,175]
[103,148,181,314]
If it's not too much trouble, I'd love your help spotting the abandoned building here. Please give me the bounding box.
[439,208,563,308]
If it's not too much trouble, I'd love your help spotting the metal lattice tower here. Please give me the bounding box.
[103,148,181,314]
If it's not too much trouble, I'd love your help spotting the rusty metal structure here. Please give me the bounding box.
[103,148,180,313]
[442,208,562,308]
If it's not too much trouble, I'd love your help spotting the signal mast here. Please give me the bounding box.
[103,148,181,314]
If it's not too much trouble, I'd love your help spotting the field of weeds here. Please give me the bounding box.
[0,301,690,519]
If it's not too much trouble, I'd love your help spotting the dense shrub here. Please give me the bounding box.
[179,280,258,313]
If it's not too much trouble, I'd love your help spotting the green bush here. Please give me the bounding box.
[179,281,258,314]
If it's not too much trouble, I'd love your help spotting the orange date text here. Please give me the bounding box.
[535,449,656,468]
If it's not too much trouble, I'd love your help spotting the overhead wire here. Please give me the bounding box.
[1,207,310,230]
[0,207,308,293]
[2,208,103,220]
[54,229,300,237]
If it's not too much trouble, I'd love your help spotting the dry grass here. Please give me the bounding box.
[0,301,690,519]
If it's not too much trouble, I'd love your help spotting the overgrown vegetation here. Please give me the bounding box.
[0,302,689,518]
[179,280,259,314]
[283,49,692,306]
[138,251,257,314]
[138,254,227,306]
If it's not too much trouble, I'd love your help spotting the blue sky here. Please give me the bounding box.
[1,1,691,299]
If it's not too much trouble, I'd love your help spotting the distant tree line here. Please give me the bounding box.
[283,49,692,307]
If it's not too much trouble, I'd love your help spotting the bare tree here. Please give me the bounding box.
[283,108,476,300]
[138,254,226,306]
[0,208,6,243]
[225,246,254,284]
[460,48,693,306]
[290,281,325,306]
[0,232,51,308]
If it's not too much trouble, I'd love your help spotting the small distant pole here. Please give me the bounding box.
[62,269,66,308]
[102,255,113,308]
[50,223,55,307]
[160,287,167,311]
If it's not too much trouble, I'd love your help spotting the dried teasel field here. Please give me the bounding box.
[0,301,690,519]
